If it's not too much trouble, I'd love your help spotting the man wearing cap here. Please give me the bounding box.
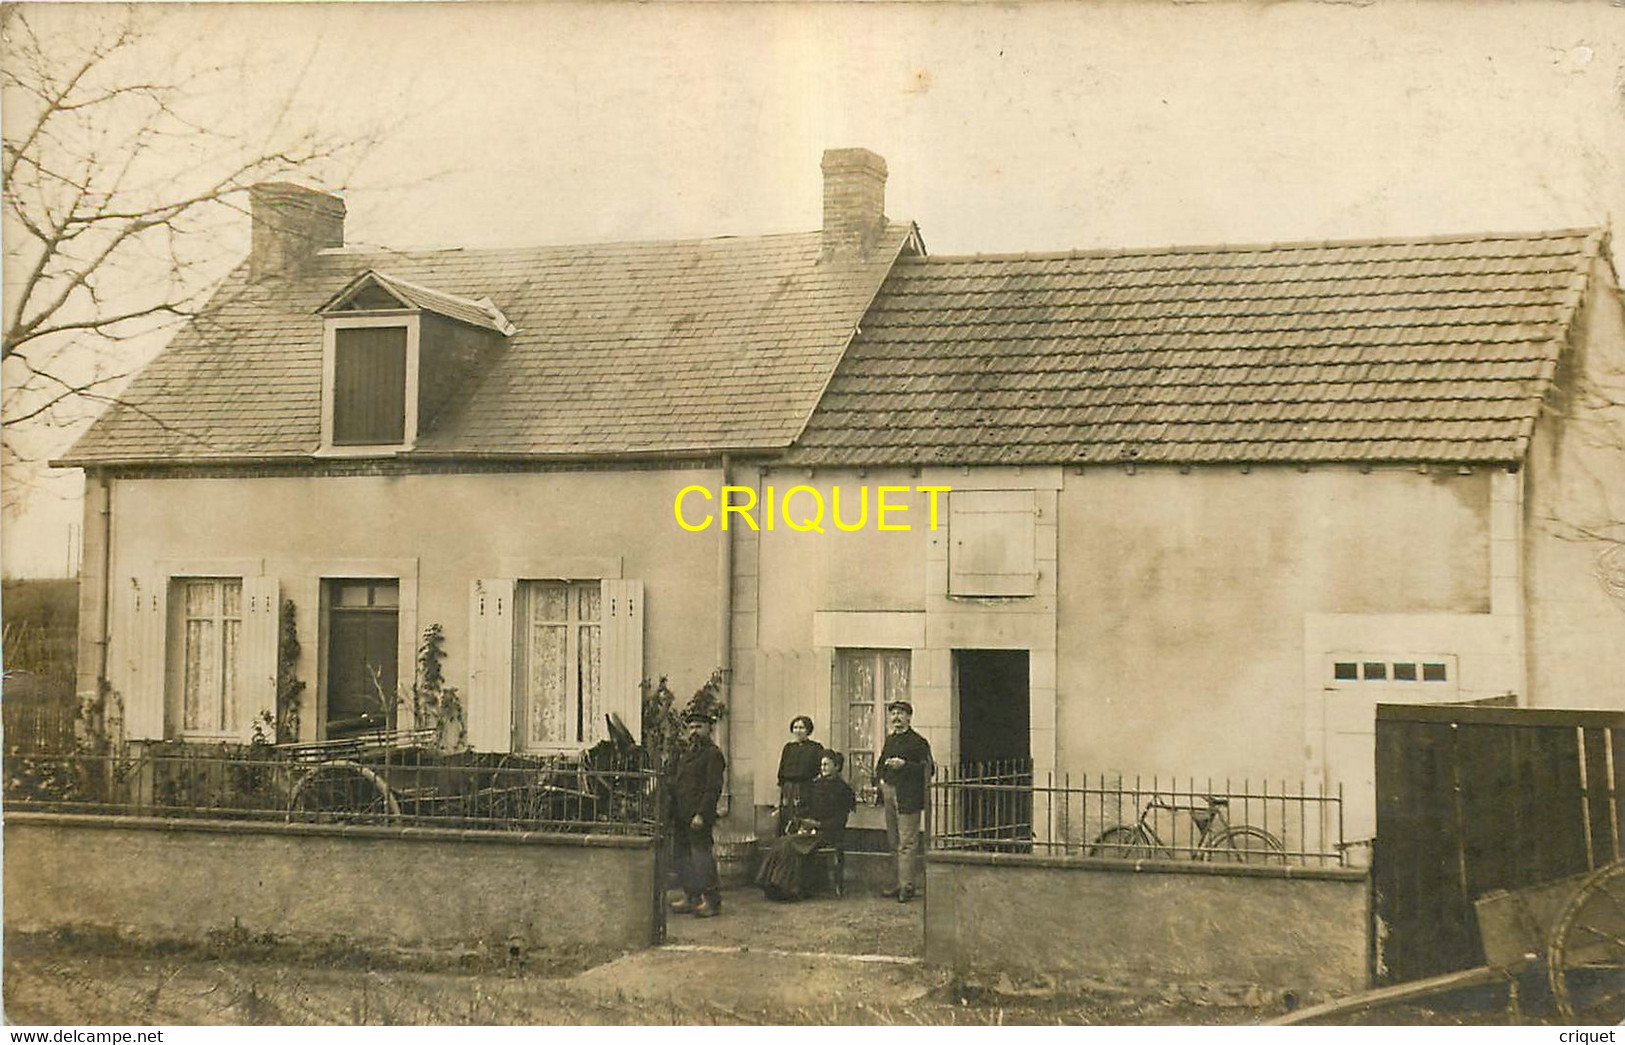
[669,709,727,917]
[875,699,933,902]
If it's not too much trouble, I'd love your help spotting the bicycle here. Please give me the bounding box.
[1088,794,1285,863]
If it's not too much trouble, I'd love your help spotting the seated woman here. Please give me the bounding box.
[756,751,857,901]
[774,715,824,836]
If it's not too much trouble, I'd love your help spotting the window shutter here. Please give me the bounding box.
[600,579,644,741]
[466,578,516,752]
[124,575,168,740]
[948,490,1038,596]
[239,577,280,742]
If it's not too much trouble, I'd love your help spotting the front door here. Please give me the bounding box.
[1323,655,1460,844]
[954,649,1031,850]
[325,579,400,738]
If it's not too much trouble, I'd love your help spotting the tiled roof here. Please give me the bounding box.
[783,230,1607,466]
[62,224,916,464]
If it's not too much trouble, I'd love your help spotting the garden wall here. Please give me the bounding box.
[924,852,1369,995]
[4,813,658,954]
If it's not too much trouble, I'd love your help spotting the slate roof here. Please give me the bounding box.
[783,230,1609,467]
[62,224,917,464]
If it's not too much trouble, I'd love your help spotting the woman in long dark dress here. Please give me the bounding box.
[775,715,824,835]
[756,751,857,901]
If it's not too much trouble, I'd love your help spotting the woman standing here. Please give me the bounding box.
[775,715,823,835]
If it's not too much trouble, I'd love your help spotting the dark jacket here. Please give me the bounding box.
[776,739,824,787]
[876,728,933,815]
[800,774,857,846]
[670,738,726,826]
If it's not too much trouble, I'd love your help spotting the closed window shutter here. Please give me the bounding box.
[238,577,280,742]
[124,575,168,740]
[948,490,1038,596]
[466,578,515,752]
[333,326,407,445]
[599,579,644,742]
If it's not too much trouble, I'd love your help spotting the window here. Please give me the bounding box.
[332,326,408,445]
[835,648,911,802]
[516,581,602,750]
[326,579,400,737]
[948,490,1037,597]
[179,578,242,734]
[1328,656,1453,685]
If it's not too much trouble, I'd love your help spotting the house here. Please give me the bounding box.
[60,150,1625,843]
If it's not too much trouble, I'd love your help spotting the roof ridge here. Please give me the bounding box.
[315,222,915,260]
[902,228,1606,265]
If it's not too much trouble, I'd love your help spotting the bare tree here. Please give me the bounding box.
[1,5,383,503]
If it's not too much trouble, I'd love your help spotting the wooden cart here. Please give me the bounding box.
[1475,858,1625,1023]
[1272,858,1625,1024]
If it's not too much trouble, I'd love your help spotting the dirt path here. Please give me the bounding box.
[0,887,1513,1025]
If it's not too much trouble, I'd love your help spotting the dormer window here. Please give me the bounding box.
[317,271,514,456]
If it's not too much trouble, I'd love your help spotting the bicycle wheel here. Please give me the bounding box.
[1202,825,1286,864]
[1089,825,1153,860]
[288,761,399,825]
[1548,859,1625,1024]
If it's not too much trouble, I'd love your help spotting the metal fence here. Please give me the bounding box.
[4,747,663,837]
[930,760,1346,868]
[3,700,77,755]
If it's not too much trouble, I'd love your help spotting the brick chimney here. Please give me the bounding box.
[821,148,887,260]
[249,182,345,281]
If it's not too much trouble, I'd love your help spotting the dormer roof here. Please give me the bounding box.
[318,269,517,336]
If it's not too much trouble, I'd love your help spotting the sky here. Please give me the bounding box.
[3,0,1623,576]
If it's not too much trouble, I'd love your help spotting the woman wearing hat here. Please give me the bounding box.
[875,699,933,902]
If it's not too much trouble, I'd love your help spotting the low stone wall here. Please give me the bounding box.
[4,813,658,954]
[925,852,1369,995]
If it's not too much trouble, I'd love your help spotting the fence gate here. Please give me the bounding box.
[1374,704,1624,984]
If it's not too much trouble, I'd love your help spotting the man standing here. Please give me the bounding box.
[669,708,727,917]
[875,699,933,902]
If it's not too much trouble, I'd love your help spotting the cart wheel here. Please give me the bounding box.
[288,761,400,825]
[1548,859,1625,1024]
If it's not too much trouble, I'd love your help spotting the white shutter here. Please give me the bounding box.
[948,489,1038,596]
[239,577,280,742]
[124,575,168,740]
[466,578,516,752]
[600,579,644,742]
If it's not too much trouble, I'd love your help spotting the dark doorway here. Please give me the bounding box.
[325,579,400,738]
[954,649,1031,850]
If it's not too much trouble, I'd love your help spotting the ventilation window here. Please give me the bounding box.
[1333,662,1358,681]
[1423,663,1449,682]
[1393,662,1418,682]
[1362,662,1388,682]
